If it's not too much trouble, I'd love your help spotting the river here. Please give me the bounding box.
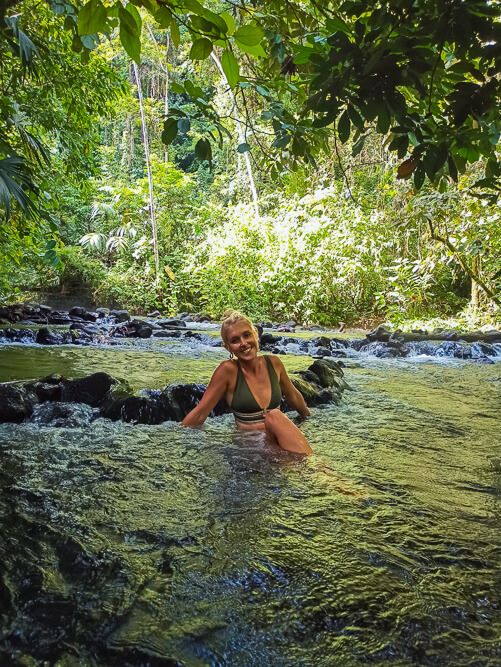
[0,335,500,666]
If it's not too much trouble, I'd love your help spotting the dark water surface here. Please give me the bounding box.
[0,344,500,666]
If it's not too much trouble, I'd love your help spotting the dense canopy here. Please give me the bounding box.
[0,0,499,323]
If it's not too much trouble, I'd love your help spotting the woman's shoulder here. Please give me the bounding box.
[264,354,285,372]
[216,359,238,375]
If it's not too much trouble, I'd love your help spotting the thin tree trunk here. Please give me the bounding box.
[132,61,160,280]
[164,33,170,162]
[470,255,482,309]
[427,220,499,307]
[210,51,259,216]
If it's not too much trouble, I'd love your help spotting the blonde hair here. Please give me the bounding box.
[220,309,256,344]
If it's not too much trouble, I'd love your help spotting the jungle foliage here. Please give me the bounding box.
[0,0,499,325]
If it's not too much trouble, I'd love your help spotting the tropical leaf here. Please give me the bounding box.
[221,49,239,88]
[0,157,38,219]
[4,16,40,73]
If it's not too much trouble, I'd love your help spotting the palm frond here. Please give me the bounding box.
[0,156,38,219]
[3,16,40,74]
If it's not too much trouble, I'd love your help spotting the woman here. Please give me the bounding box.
[181,310,313,455]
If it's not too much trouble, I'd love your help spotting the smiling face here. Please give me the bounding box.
[223,320,259,361]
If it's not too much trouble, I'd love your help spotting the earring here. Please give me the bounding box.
[228,352,234,359]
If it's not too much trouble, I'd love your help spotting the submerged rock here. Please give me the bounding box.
[28,402,98,427]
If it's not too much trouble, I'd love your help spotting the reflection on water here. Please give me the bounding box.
[0,349,500,665]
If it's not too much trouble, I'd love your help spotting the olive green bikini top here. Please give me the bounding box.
[231,356,282,424]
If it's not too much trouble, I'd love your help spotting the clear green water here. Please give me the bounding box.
[0,341,311,389]
[0,344,500,666]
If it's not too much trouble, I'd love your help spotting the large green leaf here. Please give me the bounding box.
[221,11,235,35]
[234,24,264,46]
[119,5,141,62]
[161,118,178,145]
[155,6,172,28]
[338,110,350,143]
[221,49,239,88]
[170,20,180,48]
[190,38,213,60]
[77,0,107,36]
[234,40,266,58]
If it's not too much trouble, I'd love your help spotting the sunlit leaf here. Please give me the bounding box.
[221,49,239,88]
[234,24,264,46]
[190,38,213,60]
[77,0,107,35]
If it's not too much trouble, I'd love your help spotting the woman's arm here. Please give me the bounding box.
[181,363,230,427]
[273,356,311,418]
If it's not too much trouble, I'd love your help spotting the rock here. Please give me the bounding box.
[130,319,153,338]
[276,320,296,332]
[152,330,183,338]
[471,342,497,358]
[36,328,64,345]
[290,358,349,407]
[27,402,97,427]
[96,307,110,317]
[61,372,117,407]
[360,341,407,357]
[39,304,52,315]
[48,311,73,325]
[0,384,38,423]
[110,309,130,322]
[25,380,62,402]
[69,306,88,319]
[435,341,470,358]
[99,379,134,419]
[311,336,332,348]
[109,393,173,424]
[158,318,186,328]
[111,320,152,338]
[0,328,36,343]
[161,383,208,421]
[366,325,392,342]
[309,359,344,387]
[260,332,280,345]
[147,310,162,318]
[313,348,332,357]
[69,322,100,335]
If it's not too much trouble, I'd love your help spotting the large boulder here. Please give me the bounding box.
[291,358,350,407]
[0,384,38,423]
[61,372,117,407]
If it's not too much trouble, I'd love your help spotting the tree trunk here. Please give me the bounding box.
[164,33,170,163]
[210,51,259,216]
[427,219,500,307]
[132,61,160,280]
[470,255,482,309]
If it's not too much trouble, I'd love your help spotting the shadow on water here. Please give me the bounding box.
[0,349,500,665]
